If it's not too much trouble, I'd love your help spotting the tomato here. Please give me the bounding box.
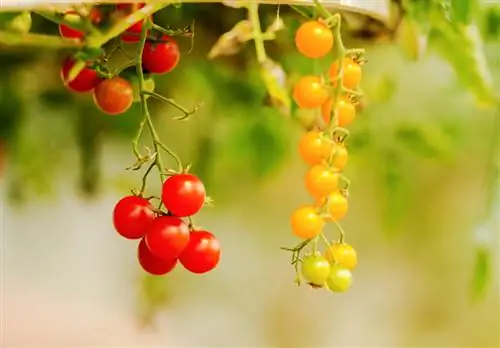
[161,174,206,217]
[60,57,101,93]
[298,132,332,166]
[295,21,333,59]
[293,76,329,109]
[301,253,331,286]
[291,205,324,239]
[138,238,177,275]
[88,7,103,25]
[145,216,190,259]
[142,36,180,74]
[179,230,220,274]
[325,264,353,293]
[321,98,356,127]
[113,195,156,239]
[325,242,357,270]
[331,143,348,170]
[305,165,339,198]
[58,12,84,39]
[93,77,134,115]
[329,58,362,90]
[325,192,348,221]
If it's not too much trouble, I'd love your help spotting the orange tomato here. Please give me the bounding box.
[321,98,356,127]
[305,165,339,198]
[326,191,348,221]
[291,206,325,239]
[325,242,357,270]
[328,58,362,90]
[295,21,334,59]
[331,143,348,170]
[298,132,333,166]
[293,76,329,109]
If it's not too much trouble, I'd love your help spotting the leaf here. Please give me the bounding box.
[207,20,253,59]
[397,17,428,61]
[260,58,291,117]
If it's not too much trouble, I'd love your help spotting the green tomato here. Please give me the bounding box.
[301,253,331,286]
[325,264,353,293]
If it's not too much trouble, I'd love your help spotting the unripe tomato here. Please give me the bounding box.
[293,76,329,109]
[60,57,101,93]
[325,264,353,293]
[321,98,356,127]
[142,35,180,74]
[301,253,331,286]
[325,242,357,270]
[93,77,134,115]
[113,195,156,240]
[304,165,339,198]
[179,230,220,274]
[325,191,348,221]
[291,205,324,239]
[145,216,190,259]
[138,238,178,275]
[329,58,362,90]
[161,174,206,217]
[295,21,333,59]
[298,132,333,166]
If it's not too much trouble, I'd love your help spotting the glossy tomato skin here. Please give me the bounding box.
[145,216,190,259]
[113,196,156,239]
[142,35,180,74]
[61,57,102,93]
[138,238,177,275]
[58,11,83,39]
[93,77,133,115]
[179,230,220,274]
[161,174,206,217]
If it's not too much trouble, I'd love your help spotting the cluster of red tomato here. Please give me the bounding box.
[113,173,221,276]
[58,3,180,115]
[289,20,362,293]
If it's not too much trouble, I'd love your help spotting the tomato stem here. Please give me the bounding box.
[247,2,267,64]
[0,30,82,48]
[144,91,199,120]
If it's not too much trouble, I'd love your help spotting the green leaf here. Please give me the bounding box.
[260,59,291,117]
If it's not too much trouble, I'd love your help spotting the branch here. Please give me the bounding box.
[0,31,82,48]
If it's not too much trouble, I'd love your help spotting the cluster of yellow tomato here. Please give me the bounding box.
[289,20,363,293]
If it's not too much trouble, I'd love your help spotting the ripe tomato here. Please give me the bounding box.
[179,230,220,274]
[93,77,133,115]
[138,238,177,275]
[304,165,339,198]
[331,143,348,170]
[329,58,362,90]
[301,253,331,286]
[325,264,353,293]
[321,98,356,127]
[142,36,180,74]
[298,132,333,166]
[162,174,206,217]
[295,21,333,59]
[145,216,190,259]
[325,242,357,270]
[60,57,101,93]
[293,76,329,109]
[325,191,348,221]
[291,205,324,239]
[113,195,156,239]
[58,11,84,39]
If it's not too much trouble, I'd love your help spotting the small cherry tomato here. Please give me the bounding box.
[161,174,206,217]
[145,216,190,259]
[331,143,348,170]
[295,20,333,59]
[325,264,353,293]
[293,76,329,109]
[324,191,349,221]
[325,242,357,270]
[113,195,156,239]
[329,58,362,90]
[304,165,339,198]
[138,238,177,275]
[58,11,84,39]
[142,35,180,74]
[179,230,220,274]
[321,98,356,127]
[93,77,134,115]
[291,205,324,239]
[301,253,331,286]
[298,132,333,166]
[60,57,102,93]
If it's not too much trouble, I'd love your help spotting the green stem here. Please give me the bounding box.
[34,11,88,32]
[247,2,267,64]
[151,23,194,37]
[144,91,197,120]
[0,31,82,48]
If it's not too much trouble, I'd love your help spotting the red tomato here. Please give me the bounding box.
[161,174,206,217]
[138,238,177,275]
[145,216,190,259]
[116,3,148,43]
[93,77,133,115]
[142,35,180,74]
[60,57,101,93]
[113,196,156,239]
[58,9,101,39]
[179,230,220,274]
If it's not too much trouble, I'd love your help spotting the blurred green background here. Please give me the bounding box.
[1,0,499,346]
